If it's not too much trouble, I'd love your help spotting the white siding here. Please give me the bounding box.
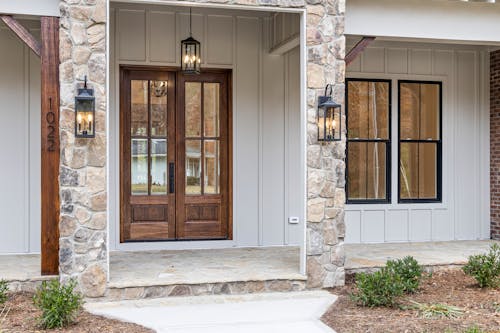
[109,4,302,250]
[345,40,490,243]
[0,21,41,254]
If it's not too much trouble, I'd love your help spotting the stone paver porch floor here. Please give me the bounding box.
[109,246,305,288]
[345,240,500,273]
[0,254,53,282]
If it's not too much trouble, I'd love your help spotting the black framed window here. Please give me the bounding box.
[346,79,391,204]
[398,80,442,203]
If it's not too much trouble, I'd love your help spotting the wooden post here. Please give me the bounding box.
[40,16,60,276]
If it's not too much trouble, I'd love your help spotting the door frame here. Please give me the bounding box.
[118,65,233,242]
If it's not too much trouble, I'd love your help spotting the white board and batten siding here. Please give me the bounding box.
[109,4,303,250]
[0,21,41,254]
[345,40,490,244]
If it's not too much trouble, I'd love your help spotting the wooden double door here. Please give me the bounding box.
[120,67,231,241]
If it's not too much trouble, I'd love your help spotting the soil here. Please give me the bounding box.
[0,293,153,333]
[322,269,500,333]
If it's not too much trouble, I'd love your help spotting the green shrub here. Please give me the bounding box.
[0,280,8,305]
[386,256,423,293]
[462,244,500,288]
[350,267,405,307]
[33,279,83,329]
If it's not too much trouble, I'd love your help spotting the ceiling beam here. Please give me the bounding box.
[345,36,376,66]
[0,15,41,57]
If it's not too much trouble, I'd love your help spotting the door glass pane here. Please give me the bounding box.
[204,83,220,137]
[400,143,437,199]
[420,83,440,140]
[204,140,220,194]
[185,82,201,137]
[131,138,148,195]
[347,142,386,200]
[151,139,167,195]
[347,80,390,139]
[131,80,148,136]
[150,80,168,137]
[186,140,201,194]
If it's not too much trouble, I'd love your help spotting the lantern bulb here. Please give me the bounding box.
[77,113,83,123]
[87,113,93,122]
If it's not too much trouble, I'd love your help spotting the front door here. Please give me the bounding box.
[120,67,231,241]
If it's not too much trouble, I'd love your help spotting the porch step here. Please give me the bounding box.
[102,278,308,302]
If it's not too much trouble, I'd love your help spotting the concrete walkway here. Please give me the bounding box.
[86,291,337,333]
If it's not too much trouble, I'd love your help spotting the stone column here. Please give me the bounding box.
[58,0,108,297]
[305,0,346,288]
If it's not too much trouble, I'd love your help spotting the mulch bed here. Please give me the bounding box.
[0,293,153,333]
[322,269,500,333]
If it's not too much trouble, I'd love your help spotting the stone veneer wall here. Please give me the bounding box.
[59,0,108,297]
[491,50,500,240]
[58,0,346,297]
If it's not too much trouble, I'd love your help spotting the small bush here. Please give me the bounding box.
[462,244,500,288]
[350,267,405,307]
[33,279,83,329]
[0,280,8,305]
[386,256,423,293]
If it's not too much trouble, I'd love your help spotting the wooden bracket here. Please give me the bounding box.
[269,34,300,56]
[0,15,41,57]
[345,36,376,66]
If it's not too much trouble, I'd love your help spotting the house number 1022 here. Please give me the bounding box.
[46,97,56,152]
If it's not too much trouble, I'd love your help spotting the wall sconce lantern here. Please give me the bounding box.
[317,84,341,142]
[181,8,201,74]
[75,76,95,138]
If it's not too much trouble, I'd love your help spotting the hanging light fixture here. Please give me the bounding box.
[317,84,342,142]
[181,8,201,74]
[75,76,95,138]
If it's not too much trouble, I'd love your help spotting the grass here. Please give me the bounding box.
[409,300,464,319]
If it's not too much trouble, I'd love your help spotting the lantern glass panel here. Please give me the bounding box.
[75,98,95,138]
[181,37,201,74]
[318,104,341,142]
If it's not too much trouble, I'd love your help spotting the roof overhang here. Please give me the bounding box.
[346,0,500,45]
[0,0,59,17]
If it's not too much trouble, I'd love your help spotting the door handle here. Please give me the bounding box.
[169,162,175,193]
